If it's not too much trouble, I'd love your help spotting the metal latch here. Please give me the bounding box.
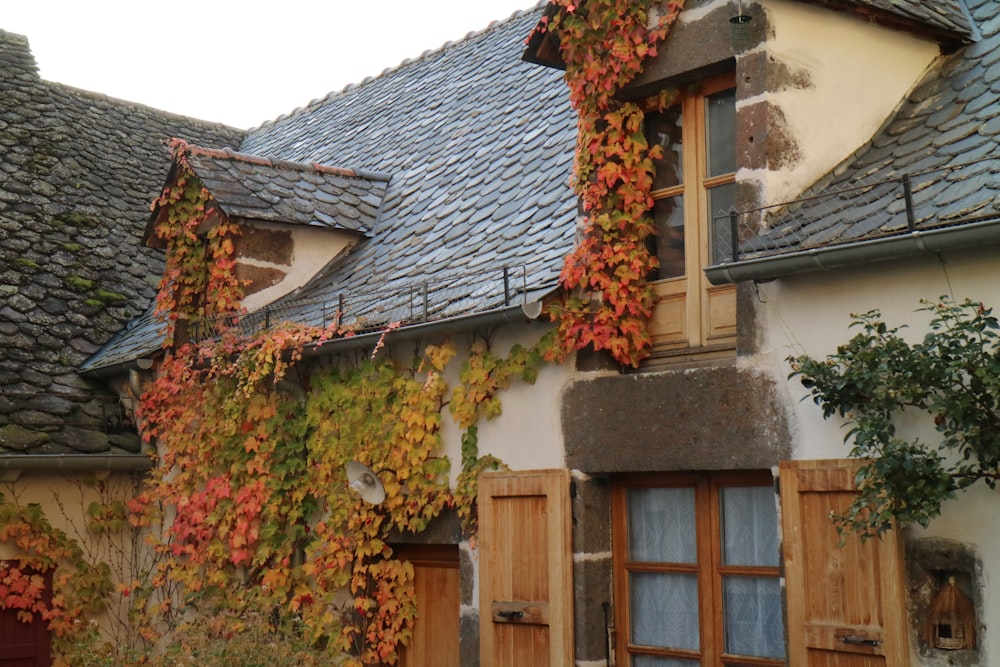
[841,635,881,647]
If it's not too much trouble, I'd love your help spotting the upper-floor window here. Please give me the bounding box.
[645,74,737,361]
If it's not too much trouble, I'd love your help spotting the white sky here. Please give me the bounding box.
[3,0,540,129]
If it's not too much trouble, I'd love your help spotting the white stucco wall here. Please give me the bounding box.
[433,323,572,480]
[751,0,939,205]
[749,246,1000,663]
[241,224,357,312]
[0,471,141,648]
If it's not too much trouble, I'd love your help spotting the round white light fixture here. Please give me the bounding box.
[345,461,386,505]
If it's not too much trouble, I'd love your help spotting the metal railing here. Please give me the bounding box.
[711,160,999,264]
[189,265,535,343]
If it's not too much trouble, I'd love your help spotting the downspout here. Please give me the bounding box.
[704,218,1000,285]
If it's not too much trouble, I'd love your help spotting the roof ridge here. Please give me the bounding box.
[182,143,391,181]
[54,83,243,132]
[247,2,546,133]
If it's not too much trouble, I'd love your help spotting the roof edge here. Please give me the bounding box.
[82,300,550,380]
[704,218,1000,285]
[251,2,550,132]
[301,301,548,360]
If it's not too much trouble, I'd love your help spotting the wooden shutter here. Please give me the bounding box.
[780,460,909,667]
[478,469,574,667]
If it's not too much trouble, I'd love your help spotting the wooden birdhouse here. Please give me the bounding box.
[923,576,976,650]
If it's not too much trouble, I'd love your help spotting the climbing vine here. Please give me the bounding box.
[151,139,245,346]
[789,297,1000,538]
[537,0,685,366]
[449,335,551,533]
[128,323,550,664]
[0,478,150,667]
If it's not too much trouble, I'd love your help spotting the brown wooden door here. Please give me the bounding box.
[780,460,909,667]
[394,544,460,667]
[478,469,574,667]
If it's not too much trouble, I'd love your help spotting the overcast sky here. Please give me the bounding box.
[4,0,540,129]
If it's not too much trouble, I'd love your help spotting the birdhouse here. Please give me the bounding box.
[923,576,976,650]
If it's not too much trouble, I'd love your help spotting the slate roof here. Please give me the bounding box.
[838,0,973,37]
[733,0,999,259]
[0,30,244,456]
[83,3,576,369]
[239,5,577,328]
[147,144,390,242]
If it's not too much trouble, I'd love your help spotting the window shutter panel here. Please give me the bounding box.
[780,459,910,666]
[478,469,574,666]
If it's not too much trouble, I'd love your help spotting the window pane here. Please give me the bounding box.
[723,576,785,659]
[628,487,696,563]
[634,656,700,667]
[654,196,685,279]
[708,183,735,266]
[706,88,736,177]
[630,572,700,651]
[720,486,778,567]
[648,106,683,191]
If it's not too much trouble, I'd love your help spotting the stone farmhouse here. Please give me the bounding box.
[3,1,1000,666]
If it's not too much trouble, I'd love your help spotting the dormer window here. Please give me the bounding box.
[646,73,737,361]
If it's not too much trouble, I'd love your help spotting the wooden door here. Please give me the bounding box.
[780,460,909,667]
[395,544,460,667]
[478,469,574,667]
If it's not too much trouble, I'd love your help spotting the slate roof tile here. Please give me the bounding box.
[85,5,575,363]
[0,29,244,455]
[153,144,389,236]
[842,0,973,35]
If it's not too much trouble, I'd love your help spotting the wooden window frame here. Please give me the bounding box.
[647,72,738,362]
[612,471,782,667]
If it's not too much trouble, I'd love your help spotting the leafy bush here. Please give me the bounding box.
[789,297,1000,537]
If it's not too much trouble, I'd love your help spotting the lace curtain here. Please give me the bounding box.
[626,484,784,662]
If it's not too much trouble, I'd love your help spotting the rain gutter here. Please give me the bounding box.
[299,301,547,360]
[82,301,548,379]
[0,453,153,478]
[704,218,1000,285]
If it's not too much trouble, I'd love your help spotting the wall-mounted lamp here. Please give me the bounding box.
[345,461,387,505]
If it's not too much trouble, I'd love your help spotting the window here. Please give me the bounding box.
[645,74,737,358]
[612,472,784,667]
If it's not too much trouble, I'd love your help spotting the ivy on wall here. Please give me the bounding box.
[538,0,686,367]
[151,139,246,346]
[0,1,687,660]
[0,478,147,667]
[0,325,549,666]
